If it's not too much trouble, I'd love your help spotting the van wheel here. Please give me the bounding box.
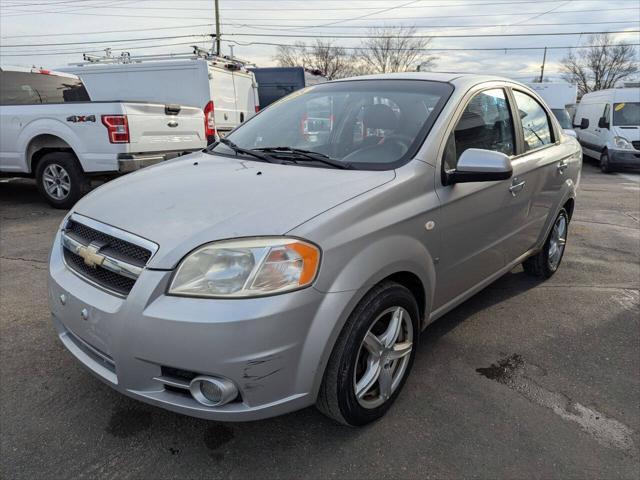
[316,282,419,426]
[35,152,88,209]
[523,208,569,278]
[599,150,613,173]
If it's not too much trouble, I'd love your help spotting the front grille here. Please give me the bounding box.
[62,217,154,296]
[632,141,640,151]
[64,248,135,295]
[66,219,151,266]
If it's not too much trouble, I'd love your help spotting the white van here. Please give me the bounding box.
[573,88,640,172]
[62,56,260,143]
[526,82,577,137]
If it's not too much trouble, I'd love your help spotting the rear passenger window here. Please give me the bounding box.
[443,88,515,170]
[513,90,553,151]
[0,71,90,105]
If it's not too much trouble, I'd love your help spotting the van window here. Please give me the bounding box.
[513,90,553,151]
[0,71,90,105]
[443,88,515,170]
[602,104,611,125]
[613,102,640,126]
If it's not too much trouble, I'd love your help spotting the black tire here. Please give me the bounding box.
[35,152,88,209]
[599,150,613,173]
[523,208,569,278]
[316,281,420,426]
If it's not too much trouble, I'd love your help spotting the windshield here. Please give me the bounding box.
[613,102,640,126]
[551,108,573,129]
[212,80,453,170]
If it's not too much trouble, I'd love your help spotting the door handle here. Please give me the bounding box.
[509,178,526,196]
[557,160,569,173]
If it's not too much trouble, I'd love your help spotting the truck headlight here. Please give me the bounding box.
[613,136,633,150]
[168,237,320,298]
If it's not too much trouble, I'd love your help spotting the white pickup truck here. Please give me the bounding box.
[0,66,206,208]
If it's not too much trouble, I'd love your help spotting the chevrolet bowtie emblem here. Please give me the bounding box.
[77,242,106,268]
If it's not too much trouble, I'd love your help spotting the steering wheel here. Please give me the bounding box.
[380,134,414,151]
[342,134,414,164]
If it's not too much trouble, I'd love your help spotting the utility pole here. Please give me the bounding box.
[539,46,547,83]
[214,0,221,56]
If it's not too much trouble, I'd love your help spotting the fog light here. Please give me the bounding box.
[189,376,238,407]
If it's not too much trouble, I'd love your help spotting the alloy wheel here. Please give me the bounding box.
[353,306,414,409]
[548,214,567,270]
[42,164,71,200]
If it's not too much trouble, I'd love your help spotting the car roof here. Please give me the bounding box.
[0,65,80,79]
[333,71,522,88]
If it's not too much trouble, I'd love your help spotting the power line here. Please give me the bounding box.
[3,29,638,50]
[2,0,632,11]
[0,23,214,39]
[3,40,637,58]
[3,19,636,41]
[222,29,640,39]
[229,20,638,30]
[227,39,640,52]
[1,33,212,48]
[1,6,636,20]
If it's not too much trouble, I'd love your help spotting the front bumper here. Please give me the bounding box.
[609,149,640,168]
[48,230,354,421]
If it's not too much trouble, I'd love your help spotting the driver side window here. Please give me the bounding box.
[443,88,515,171]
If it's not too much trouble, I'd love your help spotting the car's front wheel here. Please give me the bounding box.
[600,150,613,173]
[317,281,419,426]
[523,208,569,278]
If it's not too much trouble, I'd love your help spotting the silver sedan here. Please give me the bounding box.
[48,73,581,425]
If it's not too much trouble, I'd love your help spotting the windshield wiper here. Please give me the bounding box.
[207,138,278,163]
[254,147,352,170]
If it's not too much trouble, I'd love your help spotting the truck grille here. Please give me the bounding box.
[62,216,156,296]
[632,141,640,151]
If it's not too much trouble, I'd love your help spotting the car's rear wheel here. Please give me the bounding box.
[317,281,419,426]
[523,208,569,278]
[599,150,613,173]
[35,152,88,209]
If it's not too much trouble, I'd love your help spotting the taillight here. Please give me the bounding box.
[255,105,260,113]
[101,115,129,143]
[204,101,216,137]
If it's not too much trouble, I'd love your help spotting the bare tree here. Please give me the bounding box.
[561,34,638,97]
[273,42,306,69]
[356,26,437,74]
[273,40,352,79]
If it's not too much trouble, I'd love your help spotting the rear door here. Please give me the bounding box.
[508,88,567,257]
[209,65,236,133]
[123,103,205,153]
[232,70,258,125]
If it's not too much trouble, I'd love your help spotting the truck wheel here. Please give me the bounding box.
[523,208,569,278]
[35,152,88,209]
[316,281,419,426]
[599,150,613,173]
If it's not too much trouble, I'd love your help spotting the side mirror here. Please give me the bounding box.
[563,128,577,138]
[445,149,512,185]
[598,117,609,129]
[574,118,589,129]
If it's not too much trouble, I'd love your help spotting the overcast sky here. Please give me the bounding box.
[1,0,638,82]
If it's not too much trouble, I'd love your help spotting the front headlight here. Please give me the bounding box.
[613,136,633,150]
[168,237,321,298]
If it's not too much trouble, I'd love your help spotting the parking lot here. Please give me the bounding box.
[0,161,638,479]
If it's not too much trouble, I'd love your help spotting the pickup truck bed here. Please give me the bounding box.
[0,66,206,208]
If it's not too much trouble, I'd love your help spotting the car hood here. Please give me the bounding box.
[73,151,395,269]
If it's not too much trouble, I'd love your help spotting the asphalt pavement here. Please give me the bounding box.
[1,160,638,479]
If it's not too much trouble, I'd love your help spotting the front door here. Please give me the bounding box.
[433,87,525,310]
